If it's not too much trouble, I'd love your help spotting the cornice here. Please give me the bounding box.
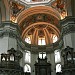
[60,16,75,36]
[60,16,75,25]
[0,21,21,38]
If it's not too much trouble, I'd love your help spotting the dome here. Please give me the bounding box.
[17,6,61,45]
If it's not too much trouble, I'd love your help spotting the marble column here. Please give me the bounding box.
[60,16,75,51]
[0,21,21,54]
[0,21,25,75]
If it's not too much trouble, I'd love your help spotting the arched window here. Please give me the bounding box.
[39,52,46,59]
[25,51,31,63]
[24,64,31,72]
[56,64,61,73]
[38,37,46,45]
[25,36,31,44]
[53,35,58,43]
[54,50,61,63]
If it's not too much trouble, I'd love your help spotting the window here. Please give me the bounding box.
[2,57,5,61]
[38,38,46,45]
[24,64,31,72]
[53,35,58,43]
[10,54,14,61]
[25,36,31,44]
[56,64,61,73]
[39,52,46,59]
[54,50,61,63]
[25,51,31,63]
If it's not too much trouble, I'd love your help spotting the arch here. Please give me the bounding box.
[24,64,31,72]
[22,22,60,39]
[17,6,61,25]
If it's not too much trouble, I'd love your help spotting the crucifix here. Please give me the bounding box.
[40,52,46,59]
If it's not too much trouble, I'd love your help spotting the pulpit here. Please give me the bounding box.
[34,57,51,75]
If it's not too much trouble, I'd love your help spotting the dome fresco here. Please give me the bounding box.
[17,7,60,45]
[9,0,67,45]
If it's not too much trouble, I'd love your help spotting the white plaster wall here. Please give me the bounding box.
[0,36,18,62]
[8,37,17,50]
[0,37,9,53]
[63,33,75,50]
[63,33,72,48]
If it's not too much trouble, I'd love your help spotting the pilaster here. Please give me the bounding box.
[0,21,21,53]
[60,16,75,50]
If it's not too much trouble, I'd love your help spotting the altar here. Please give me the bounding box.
[34,57,51,75]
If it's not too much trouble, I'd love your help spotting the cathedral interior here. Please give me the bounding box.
[0,0,75,75]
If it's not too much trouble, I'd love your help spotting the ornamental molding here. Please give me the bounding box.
[62,24,75,36]
[17,6,60,25]
[60,16,75,36]
[0,21,21,38]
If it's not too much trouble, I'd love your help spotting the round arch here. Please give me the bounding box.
[17,6,61,25]
[22,22,60,39]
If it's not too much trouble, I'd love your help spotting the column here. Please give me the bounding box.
[60,16,75,51]
[0,21,21,53]
[50,53,56,75]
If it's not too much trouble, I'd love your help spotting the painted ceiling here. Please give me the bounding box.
[9,0,67,45]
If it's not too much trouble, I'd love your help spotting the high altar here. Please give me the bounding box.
[34,57,51,75]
